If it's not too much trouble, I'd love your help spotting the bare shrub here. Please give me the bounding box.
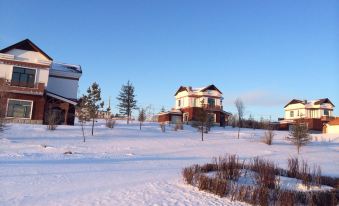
[277,190,295,206]
[250,157,277,189]
[106,118,116,129]
[159,123,166,132]
[182,166,195,185]
[197,174,211,191]
[287,157,299,178]
[46,109,61,131]
[299,160,312,189]
[216,154,242,181]
[174,123,183,131]
[182,155,338,206]
[262,125,274,145]
[200,163,217,173]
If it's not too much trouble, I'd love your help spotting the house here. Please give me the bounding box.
[323,118,339,134]
[0,39,82,125]
[280,98,335,131]
[157,85,231,126]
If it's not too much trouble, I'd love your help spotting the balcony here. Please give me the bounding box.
[0,78,44,96]
[320,116,334,122]
[202,104,222,111]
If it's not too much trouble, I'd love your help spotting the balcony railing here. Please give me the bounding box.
[0,78,44,95]
[202,104,222,111]
[320,116,334,122]
[10,80,35,88]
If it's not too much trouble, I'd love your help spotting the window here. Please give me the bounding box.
[290,111,294,118]
[6,99,32,118]
[193,98,196,107]
[324,109,329,116]
[208,98,215,106]
[11,67,36,88]
[178,99,181,107]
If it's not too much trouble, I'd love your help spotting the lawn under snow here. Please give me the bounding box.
[0,121,338,206]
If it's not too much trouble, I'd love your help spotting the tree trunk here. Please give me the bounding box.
[81,124,85,142]
[201,123,204,141]
[297,145,300,154]
[91,118,94,136]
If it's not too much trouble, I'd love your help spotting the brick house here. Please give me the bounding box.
[0,39,82,125]
[158,85,231,126]
[279,98,335,131]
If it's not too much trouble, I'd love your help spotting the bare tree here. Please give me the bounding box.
[196,108,208,141]
[286,119,311,154]
[0,80,7,133]
[234,98,245,139]
[77,98,90,142]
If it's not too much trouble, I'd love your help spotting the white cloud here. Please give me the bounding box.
[223,90,290,107]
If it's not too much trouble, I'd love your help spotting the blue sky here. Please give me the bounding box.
[1,0,338,120]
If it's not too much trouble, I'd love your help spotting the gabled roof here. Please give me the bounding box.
[284,99,305,108]
[174,86,189,96]
[200,85,222,94]
[284,98,335,108]
[0,39,53,61]
[314,98,335,107]
[174,84,222,96]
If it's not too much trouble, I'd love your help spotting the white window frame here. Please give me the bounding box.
[6,98,34,119]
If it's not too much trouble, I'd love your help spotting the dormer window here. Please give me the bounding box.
[11,67,36,88]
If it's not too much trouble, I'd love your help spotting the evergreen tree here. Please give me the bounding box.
[160,106,166,112]
[82,82,104,136]
[287,120,311,154]
[138,108,146,130]
[117,81,137,124]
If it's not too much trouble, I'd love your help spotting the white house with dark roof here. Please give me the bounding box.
[281,98,335,131]
[0,39,82,125]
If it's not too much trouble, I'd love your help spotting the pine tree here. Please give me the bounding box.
[82,82,104,136]
[287,120,311,154]
[138,108,146,130]
[160,106,166,112]
[117,81,137,124]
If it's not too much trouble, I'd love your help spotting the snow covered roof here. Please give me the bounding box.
[174,85,222,96]
[51,62,82,73]
[284,98,335,108]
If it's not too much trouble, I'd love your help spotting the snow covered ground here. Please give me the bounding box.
[0,121,338,206]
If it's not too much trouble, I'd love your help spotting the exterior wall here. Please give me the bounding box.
[4,93,46,121]
[175,90,222,110]
[326,125,339,134]
[0,64,13,80]
[158,113,170,122]
[284,103,306,119]
[47,76,79,99]
[7,49,49,62]
[180,107,220,123]
[0,61,49,86]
